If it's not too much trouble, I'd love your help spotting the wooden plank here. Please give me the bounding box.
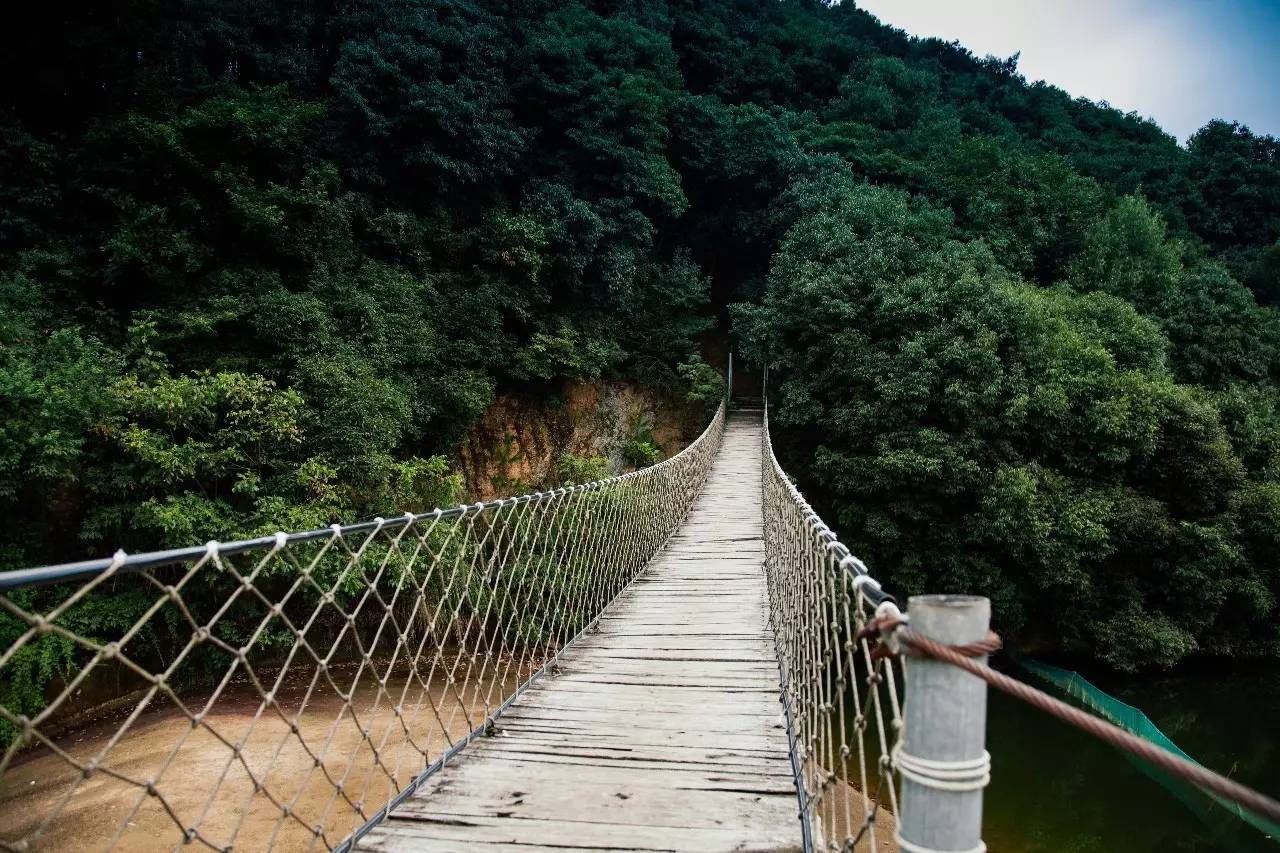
[506,691,781,714]
[396,757,798,794]
[483,733,789,762]
[360,815,802,852]
[487,704,780,724]
[359,411,801,852]
[544,676,778,692]
[494,725,787,753]
[536,676,779,692]
[392,775,797,828]
[464,738,792,769]
[553,653,778,668]
[497,710,783,737]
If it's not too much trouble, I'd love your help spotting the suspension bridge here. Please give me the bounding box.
[358,410,801,851]
[1,381,1278,853]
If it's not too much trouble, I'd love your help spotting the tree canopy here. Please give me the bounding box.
[4,0,1280,669]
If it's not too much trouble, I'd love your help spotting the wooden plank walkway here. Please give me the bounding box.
[358,410,802,852]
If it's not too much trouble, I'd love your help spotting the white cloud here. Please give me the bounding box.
[852,0,1279,141]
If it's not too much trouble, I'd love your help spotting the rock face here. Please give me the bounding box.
[456,382,697,500]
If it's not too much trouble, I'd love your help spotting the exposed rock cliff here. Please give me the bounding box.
[456,382,698,500]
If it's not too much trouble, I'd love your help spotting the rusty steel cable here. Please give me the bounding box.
[894,627,1280,826]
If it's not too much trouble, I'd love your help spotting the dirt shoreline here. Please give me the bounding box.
[0,665,527,852]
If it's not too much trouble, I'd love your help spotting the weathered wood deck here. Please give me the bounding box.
[358,410,802,852]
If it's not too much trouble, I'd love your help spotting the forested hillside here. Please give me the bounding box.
[3,0,1279,670]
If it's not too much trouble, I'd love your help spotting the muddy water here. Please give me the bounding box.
[0,662,532,852]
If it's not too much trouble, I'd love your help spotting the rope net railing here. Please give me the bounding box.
[762,400,1280,851]
[761,401,905,852]
[763,392,1280,851]
[0,402,726,853]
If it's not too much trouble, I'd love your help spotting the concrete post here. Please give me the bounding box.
[898,595,991,853]
[727,350,734,405]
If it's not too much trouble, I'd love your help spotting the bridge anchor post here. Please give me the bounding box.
[897,594,991,853]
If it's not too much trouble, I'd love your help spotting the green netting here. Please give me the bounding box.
[1016,657,1280,842]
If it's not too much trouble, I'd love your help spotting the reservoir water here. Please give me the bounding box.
[983,662,1280,851]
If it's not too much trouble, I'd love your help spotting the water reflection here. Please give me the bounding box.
[983,663,1279,852]
[831,658,1278,850]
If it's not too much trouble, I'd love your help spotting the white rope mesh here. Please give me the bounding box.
[762,401,907,852]
[0,403,725,852]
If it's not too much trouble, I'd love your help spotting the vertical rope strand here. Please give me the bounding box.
[762,399,904,852]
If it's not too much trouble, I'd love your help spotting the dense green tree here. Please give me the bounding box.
[1186,121,1280,262]
[1071,197,1280,387]
[3,0,1280,672]
[737,184,1274,669]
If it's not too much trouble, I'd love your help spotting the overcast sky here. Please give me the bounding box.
[852,0,1280,143]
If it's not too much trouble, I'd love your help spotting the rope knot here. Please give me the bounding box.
[856,605,1002,663]
[856,603,907,661]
